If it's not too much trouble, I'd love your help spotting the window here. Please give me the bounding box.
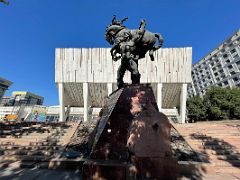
[221,74,226,79]
[219,69,224,73]
[226,59,231,63]
[228,65,233,69]
[231,49,236,54]
[223,81,228,85]
[233,77,239,82]
[213,67,216,71]
[234,54,239,59]
[230,71,236,75]
[214,72,218,76]
[223,54,228,59]
[236,61,240,65]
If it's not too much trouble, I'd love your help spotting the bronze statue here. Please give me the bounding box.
[105,16,163,88]
[0,0,9,5]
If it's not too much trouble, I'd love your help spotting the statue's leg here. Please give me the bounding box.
[149,49,155,61]
[128,59,141,85]
[117,61,127,88]
[132,19,146,44]
[110,45,116,60]
[154,33,164,49]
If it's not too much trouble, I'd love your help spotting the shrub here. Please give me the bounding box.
[187,96,206,121]
[203,87,231,120]
[229,88,240,119]
[209,106,226,120]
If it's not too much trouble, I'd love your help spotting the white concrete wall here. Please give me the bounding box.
[55,48,192,83]
[0,106,20,118]
[0,105,46,120]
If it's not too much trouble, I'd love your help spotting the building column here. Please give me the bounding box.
[83,82,89,122]
[179,83,187,124]
[157,83,162,111]
[58,83,65,122]
[208,64,217,84]
[107,83,113,96]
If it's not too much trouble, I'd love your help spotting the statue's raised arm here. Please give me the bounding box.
[111,15,128,26]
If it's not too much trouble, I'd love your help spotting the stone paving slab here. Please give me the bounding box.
[175,120,240,179]
[0,166,82,180]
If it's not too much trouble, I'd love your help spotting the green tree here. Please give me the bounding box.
[188,87,240,121]
[203,87,240,120]
[203,87,231,120]
[229,88,240,119]
[187,96,206,122]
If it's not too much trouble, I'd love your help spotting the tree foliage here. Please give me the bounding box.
[187,96,206,121]
[187,87,240,121]
[204,87,231,120]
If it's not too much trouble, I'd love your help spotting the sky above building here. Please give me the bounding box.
[0,0,239,105]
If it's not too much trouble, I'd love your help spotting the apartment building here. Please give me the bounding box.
[188,29,240,97]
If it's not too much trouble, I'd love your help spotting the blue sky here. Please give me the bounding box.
[0,0,239,105]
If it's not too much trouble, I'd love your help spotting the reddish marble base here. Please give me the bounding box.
[83,84,179,179]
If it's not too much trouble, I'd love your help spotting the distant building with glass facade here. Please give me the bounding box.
[188,29,240,97]
[0,77,12,104]
[7,91,44,106]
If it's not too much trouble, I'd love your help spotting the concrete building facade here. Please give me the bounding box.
[188,30,240,97]
[55,48,192,123]
[0,77,12,104]
[0,96,11,106]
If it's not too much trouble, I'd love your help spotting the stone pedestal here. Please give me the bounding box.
[82,84,178,179]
